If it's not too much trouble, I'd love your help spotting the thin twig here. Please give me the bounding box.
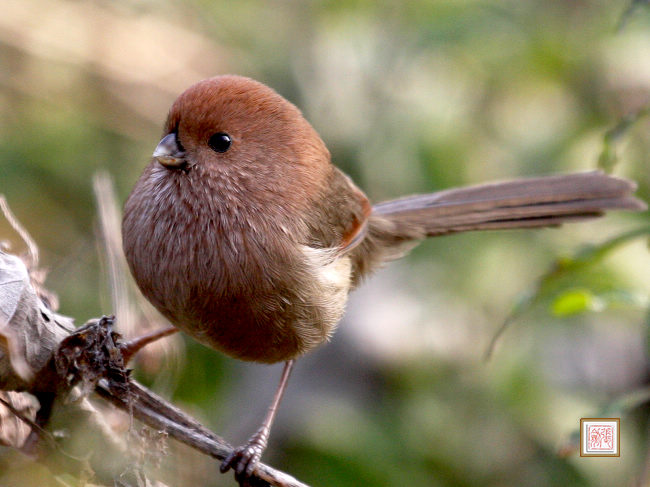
[0,195,39,269]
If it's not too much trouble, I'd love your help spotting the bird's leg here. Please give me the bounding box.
[220,359,295,479]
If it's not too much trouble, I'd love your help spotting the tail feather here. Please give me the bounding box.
[372,171,645,237]
[349,171,645,286]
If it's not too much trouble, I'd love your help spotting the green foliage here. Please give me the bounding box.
[487,227,650,358]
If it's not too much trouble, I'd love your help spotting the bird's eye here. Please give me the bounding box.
[208,132,232,153]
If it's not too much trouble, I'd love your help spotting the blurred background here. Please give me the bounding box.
[0,0,649,486]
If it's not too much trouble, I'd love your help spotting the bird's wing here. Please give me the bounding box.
[337,174,372,255]
[302,166,372,257]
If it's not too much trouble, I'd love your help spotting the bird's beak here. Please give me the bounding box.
[153,133,187,168]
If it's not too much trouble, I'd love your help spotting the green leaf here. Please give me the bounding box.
[551,289,601,316]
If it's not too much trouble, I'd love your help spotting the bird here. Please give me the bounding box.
[122,74,645,480]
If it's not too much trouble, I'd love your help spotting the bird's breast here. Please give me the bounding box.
[122,171,350,362]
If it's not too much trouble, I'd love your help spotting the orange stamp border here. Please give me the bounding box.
[580,418,620,457]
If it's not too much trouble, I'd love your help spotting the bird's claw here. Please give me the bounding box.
[220,445,262,479]
[220,428,269,479]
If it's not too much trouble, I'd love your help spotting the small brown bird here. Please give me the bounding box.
[122,75,645,479]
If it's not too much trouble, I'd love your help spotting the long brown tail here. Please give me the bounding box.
[372,171,645,236]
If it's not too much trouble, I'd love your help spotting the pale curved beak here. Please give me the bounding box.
[153,133,186,168]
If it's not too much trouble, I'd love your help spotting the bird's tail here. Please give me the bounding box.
[350,171,645,283]
[372,171,645,236]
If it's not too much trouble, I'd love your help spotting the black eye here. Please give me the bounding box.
[208,132,232,153]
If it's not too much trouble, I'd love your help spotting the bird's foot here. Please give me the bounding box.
[220,427,269,479]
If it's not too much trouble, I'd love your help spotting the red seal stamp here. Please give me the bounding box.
[580,418,620,457]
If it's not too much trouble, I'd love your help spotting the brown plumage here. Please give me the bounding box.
[122,75,645,478]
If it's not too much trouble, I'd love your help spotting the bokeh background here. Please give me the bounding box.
[1,1,649,486]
